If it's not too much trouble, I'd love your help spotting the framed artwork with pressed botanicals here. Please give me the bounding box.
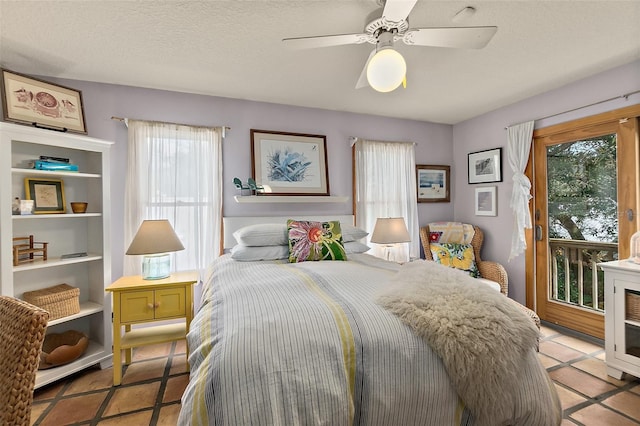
[250,129,329,196]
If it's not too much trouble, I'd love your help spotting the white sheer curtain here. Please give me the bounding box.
[354,138,419,262]
[507,120,535,261]
[123,120,223,279]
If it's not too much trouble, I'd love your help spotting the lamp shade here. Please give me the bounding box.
[126,220,185,255]
[370,217,411,244]
[366,48,407,93]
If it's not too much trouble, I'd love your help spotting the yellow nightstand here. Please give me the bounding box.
[106,271,198,385]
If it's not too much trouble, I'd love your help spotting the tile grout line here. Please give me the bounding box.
[150,341,177,424]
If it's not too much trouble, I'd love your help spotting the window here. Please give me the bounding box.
[353,138,419,261]
[124,120,223,278]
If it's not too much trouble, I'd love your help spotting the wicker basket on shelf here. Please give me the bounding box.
[23,284,80,320]
[626,291,640,322]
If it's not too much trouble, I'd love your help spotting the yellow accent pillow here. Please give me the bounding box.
[429,243,480,278]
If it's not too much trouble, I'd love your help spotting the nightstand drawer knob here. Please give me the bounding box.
[147,303,154,310]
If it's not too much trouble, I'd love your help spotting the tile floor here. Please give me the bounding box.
[30,340,188,425]
[29,323,640,425]
[540,323,640,425]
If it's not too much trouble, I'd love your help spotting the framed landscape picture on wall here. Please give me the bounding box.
[468,147,502,184]
[250,129,329,196]
[416,164,450,202]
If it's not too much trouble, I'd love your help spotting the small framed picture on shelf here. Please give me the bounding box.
[24,178,66,214]
[475,186,497,216]
[468,147,502,184]
[416,164,450,202]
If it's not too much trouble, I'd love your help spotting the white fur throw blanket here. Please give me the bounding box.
[376,260,539,426]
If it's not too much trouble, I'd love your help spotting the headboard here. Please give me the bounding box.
[223,215,355,251]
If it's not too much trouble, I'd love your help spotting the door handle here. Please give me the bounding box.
[535,225,543,241]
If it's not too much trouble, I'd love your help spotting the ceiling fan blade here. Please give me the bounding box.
[382,0,418,24]
[402,26,498,49]
[355,50,376,89]
[283,33,371,49]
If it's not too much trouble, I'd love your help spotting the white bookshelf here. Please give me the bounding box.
[0,122,113,388]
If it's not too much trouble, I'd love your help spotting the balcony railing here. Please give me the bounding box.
[549,238,618,312]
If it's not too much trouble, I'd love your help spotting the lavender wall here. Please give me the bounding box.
[453,60,640,304]
[44,79,454,280]
[21,59,640,292]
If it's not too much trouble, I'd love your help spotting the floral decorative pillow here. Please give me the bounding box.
[287,220,347,262]
[429,243,480,278]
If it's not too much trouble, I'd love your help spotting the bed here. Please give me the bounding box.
[178,216,561,426]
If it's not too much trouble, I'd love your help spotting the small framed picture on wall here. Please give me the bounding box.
[468,148,502,184]
[475,186,497,216]
[416,164,450,203]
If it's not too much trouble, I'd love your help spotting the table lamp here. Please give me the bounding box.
[370,217,411,262]
[126,219,185,279]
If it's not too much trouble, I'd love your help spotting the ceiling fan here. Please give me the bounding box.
[283,0,497,92]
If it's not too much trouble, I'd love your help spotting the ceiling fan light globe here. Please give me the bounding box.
[366,48,407,93]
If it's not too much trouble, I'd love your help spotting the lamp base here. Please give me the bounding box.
[142,253,171,280]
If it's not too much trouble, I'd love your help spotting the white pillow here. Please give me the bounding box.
[232,222,368,245]
[232,223,287,246]
[230,244,288,261]
[344,241,370,254]
[341,224,369,242]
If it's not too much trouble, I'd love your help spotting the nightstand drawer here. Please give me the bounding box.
[119,287,186,323]
[155,287,186,319]
[120,290,155,322]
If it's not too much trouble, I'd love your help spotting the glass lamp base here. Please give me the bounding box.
[142,253,171,280]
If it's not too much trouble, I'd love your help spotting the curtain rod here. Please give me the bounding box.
[505,90,640,129]
[349,136,416,146]
[111,116,230,131]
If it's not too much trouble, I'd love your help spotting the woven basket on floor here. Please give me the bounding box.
[23,284,80,320]
[626,292,640,322]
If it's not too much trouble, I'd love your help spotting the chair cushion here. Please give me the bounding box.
[475,277,502,293]
[428,222,475,244]
[429,242,480,278]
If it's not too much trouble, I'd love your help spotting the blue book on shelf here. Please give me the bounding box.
[32,160,79,172]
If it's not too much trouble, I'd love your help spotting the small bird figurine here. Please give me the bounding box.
[233,178,250,195]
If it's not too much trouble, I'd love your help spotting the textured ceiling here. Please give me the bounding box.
[1,1,639,124]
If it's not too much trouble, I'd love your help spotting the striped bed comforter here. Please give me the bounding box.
[179,254,558,425]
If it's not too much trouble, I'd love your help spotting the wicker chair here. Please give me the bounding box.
[0,296,49,426]
[420,224,541,341]
[420,224,509,294]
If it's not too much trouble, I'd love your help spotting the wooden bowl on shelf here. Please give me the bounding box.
[70,202,88,214]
